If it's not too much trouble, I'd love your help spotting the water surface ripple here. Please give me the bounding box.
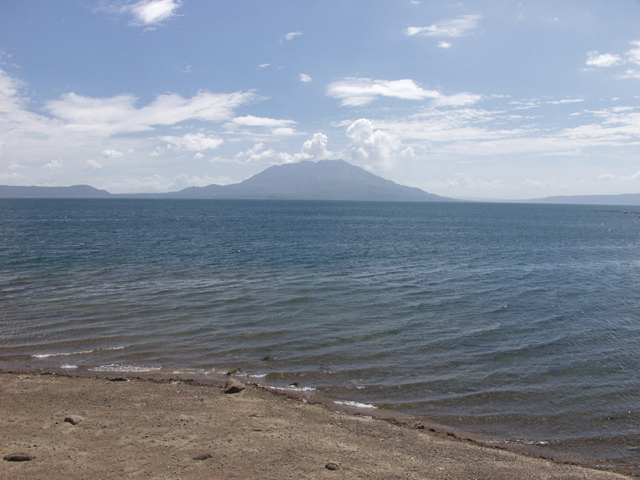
[1,199,638,470]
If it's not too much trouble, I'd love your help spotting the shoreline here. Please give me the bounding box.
[1,370,635,479]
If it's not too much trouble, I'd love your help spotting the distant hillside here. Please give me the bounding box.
[0,185,112,198]
[170,159,451,202]
[528,193,640,206]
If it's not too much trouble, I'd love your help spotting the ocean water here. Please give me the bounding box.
[1,199,639,471]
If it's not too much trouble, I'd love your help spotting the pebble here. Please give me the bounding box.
[325,462,339,471]
[193,453,213,461]
[64,415,84,425]
[224,378,246,394]
[3,453,35,462]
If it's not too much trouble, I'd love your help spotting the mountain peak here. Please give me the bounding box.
[180,159,452,201]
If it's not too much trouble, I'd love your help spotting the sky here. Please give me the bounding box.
[1,1,640,199]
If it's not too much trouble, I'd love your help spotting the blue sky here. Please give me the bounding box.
[1,0,640,198]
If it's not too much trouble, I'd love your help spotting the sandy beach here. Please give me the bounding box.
[1,372,634,479]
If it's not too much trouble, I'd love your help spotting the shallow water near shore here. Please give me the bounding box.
[1,199,639,472]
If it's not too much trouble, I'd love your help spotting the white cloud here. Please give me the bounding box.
[283,31,302,41]
[406,14,481,38]
[585,41,640,73]
[326,77,481,108]
[124,0,181,26]
[547,98,585,105]
[327,78,440,106]
[626,41,640,65]
[159,132,224,151]
[228,115,296,128]
[103,149,124,158]
[44,159,62,170]
[438,41,451,49]
[45,90,256,136]
[301,133,330,160]
[259,63,270,68]
[621,69,640,79]
[586,51,623,68]
[87,159,103,169]
[232,133,332,165]
[193,152,204,160]
[271,127,297,136]
[346,118,399,170]
[300,74,312,82]
[434,93,483,107]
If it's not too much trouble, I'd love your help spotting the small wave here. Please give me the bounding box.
[171,368,217,375]
[334,400,377,409]
[236,372,268,379]
[31,346,125,359]
[89,364,161,373]
[33,350,95,358]
[60,364,78,369]
[267,385,316,392]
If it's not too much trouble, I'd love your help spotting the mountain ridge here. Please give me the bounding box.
[0,160,452,202]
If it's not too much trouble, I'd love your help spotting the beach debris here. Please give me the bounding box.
[193,453,213,461]
[3,453,35,462]
[223,378,246,394]
[325,462,340,471]
[64,415,84,425]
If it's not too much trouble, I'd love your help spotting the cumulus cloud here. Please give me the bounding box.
[586,51,623,68]
[103,149,124,158]
[346,119,399,170]
[87,159,103,169]
[44,159,62,170]
[160,132,224,151]
[626,41,640,65]
[585,40,640,73]
[45,90,256,136]
[232,133,332,165]
[438,41,452,49]
[123,0,181,26]
[300,74,312,82]
[406,14,481,38]
[301,133,331,160]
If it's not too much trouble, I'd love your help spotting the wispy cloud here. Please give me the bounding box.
[326,77,481,107]
[283,31,303,41]
[300,74,312,82]
[159,133,224,151]
[45,90,256,136]
[406,14,481,38]
[327,78,440,106]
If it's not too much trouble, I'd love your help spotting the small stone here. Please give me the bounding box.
[193,453,213,461]
[64,415,84,425]
[325,462,339,471]
[4,453,35,462]
[224,378,245,394]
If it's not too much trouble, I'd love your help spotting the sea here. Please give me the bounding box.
[1,198,638,473]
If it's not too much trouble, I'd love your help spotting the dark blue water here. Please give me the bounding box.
[1,199,639,470]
